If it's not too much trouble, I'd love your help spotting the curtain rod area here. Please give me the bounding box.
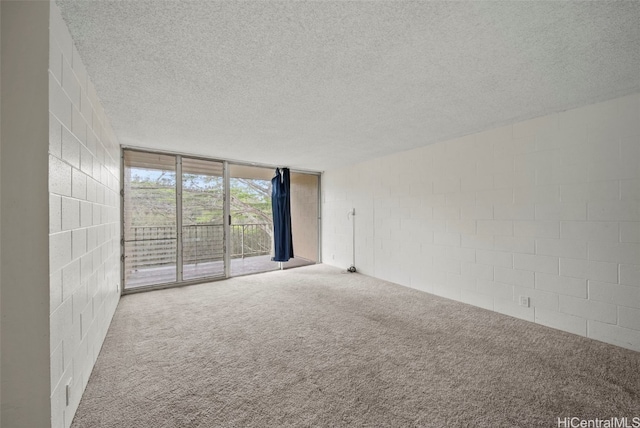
[121,145,323,176]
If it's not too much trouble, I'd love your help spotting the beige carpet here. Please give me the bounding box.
[72,264,640,427]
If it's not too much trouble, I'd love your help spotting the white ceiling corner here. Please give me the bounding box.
[56,0,640,171]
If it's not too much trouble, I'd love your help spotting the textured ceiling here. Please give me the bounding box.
[57,1,640,172]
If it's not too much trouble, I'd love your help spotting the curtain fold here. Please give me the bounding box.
[271,168,294,262]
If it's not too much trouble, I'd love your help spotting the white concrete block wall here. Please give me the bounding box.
[323,93,640,352]
[49,3,121,427]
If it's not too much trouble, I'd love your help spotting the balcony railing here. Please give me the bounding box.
[124,223,272,272]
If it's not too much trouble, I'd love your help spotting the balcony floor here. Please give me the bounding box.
[125,255,314,290]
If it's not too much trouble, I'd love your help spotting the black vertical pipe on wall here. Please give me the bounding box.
[271,167,294,262]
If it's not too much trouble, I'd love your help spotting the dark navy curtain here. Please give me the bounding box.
[271,168,294,262]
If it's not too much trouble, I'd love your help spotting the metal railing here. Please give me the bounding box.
[229,223,272,259]
[124,223,272,272]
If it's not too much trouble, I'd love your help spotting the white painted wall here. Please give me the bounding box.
[291,173,319,262]
[0,2,3,422]
[48,2,121,427]
[0,1,3,424]
[323,93,640,352]
[1,2,52,427]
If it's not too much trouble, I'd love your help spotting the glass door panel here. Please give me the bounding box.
[123,151,177,289]
[181,158,225,281]
[229,165,277,276]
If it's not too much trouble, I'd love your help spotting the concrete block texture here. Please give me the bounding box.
[48,2,121,427]
[323,92,640,352]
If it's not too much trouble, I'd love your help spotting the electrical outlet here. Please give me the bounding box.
[65,379,72,406]
[519,296,530,307]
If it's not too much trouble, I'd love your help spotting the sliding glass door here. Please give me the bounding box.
[181,158,225,281]
[229,164,277,276]
[123,151,178,288]
[122,148,321,291]
[123,151,226,290]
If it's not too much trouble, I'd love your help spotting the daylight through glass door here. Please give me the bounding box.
[122,149,320,291]
[123,151,226,290]
[123,151,178,288]
[181,158,225,281]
